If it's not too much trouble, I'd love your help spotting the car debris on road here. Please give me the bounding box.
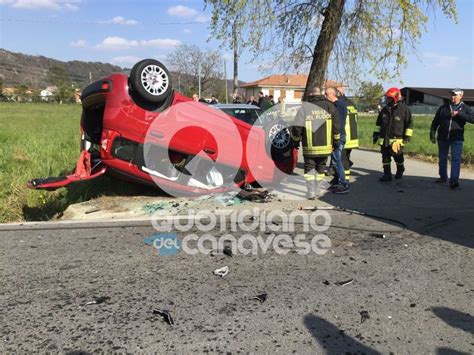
[85,296,110,306]
[251,293,268,303]
[153,309,174,327]
[214,266,230,277]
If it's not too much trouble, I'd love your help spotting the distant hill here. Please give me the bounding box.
[0,49,247,99]
[0,49,125,89]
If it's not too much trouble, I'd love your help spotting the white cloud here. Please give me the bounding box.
[98,16,139,26]
[183,28,192,34]
[96,37,139,50]
[167,5,197,17]
[0,0,80,10]
[423,52,460,68]
[145,39,182,48]
[95,36,181,50]
[111,56,142,67]
[196,15,210,23]
[70,39,87,48]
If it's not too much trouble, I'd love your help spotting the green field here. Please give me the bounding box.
[0,102,152,223]
[0,103,473,223]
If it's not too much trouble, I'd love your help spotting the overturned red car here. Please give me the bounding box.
[28,59,297,195]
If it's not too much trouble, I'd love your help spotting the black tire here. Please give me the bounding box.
[129,59,172,105]
[264,120,292,155]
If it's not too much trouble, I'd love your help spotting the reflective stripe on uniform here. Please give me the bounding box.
[316,173,325,181]
[304,174,316,181]
[404,128,413,137]
[303,147,332,156]
[305,120,313,149]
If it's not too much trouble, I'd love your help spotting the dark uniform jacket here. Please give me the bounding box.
[373,102,413,147]
[431,102,474,142]
[291,95,341,156]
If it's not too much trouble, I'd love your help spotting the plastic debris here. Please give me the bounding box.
[236,189,272,203]
[335,279,354,286]
[223,246,233,257]
[360,310,370,323]
[85,296,110,305]
[370,233,386,239]
[153,309,174,326]
[252,293,268,303]
[214,266,229,277]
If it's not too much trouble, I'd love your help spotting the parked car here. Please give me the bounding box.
[28,59,297,194]
[212,103,292,154]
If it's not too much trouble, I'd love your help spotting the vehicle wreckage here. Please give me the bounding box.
[28,59,297,194]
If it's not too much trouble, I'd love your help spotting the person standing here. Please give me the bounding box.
[338,88,359,175]
[292,87,342,199]
[325,87,349,193]
[373,87,413,181]
[430,88,474,189]
[257,91,272,110]
[247,95,258,106]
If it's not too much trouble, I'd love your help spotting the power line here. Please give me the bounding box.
[0,18,208,25]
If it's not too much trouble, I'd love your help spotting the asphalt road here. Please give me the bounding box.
[1,150,473,353]
[1,215,473,354]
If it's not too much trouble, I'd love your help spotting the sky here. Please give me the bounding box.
[0,0,473,91]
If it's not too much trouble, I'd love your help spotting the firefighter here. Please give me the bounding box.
[373,87,413,181]
[292,87,342,199]
[343,98,359,180]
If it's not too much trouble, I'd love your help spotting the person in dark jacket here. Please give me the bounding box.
[430,88,474,189]
[325,87,349,193]
[373,87,413,181]
[257,91,272,110]
[292,87,342,199]
[247,95,258,106]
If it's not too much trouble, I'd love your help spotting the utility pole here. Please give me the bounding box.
[232,20,239,94]
[198,62,202,99]
[224,58,228,104]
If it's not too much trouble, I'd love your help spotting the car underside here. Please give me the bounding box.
[28,59,297,195]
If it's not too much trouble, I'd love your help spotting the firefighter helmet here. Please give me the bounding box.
[385,87,401,104]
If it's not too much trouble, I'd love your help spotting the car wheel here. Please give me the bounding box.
[264,120,291,154]
[129,59,172,105]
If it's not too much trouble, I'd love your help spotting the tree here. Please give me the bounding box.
[166,44,224,97]
[357,81,385,109]
[15,84,29,102]
[55,84,75,104]
[47,65,71,87]
[205,0,457,98]
[46,65,75,103]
